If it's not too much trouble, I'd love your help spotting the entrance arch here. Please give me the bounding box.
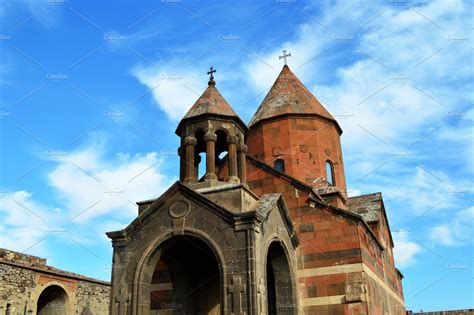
[37,285,69,315]
[146,235,222,314]
[266,242,295,315]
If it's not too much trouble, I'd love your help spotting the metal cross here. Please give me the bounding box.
[207,66,216,81]
[279,50,291,65]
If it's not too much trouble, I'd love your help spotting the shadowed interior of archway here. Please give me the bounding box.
[37,285,68,315]
[150,236,221,315]
[267,242,294,315]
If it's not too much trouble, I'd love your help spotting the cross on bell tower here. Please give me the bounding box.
[207,66,216,86]
[279,50,291,66]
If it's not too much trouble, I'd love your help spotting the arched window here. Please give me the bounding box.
[326,160,335,186]
[274,159,285,173]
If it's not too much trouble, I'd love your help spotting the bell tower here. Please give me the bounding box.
[247,57,347,206]
[176,67,248,187]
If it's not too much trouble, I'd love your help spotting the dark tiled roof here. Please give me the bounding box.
[346,193,382,223]
[248,65,339,129]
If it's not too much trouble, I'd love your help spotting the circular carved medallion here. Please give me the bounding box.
[300,144,309,153]
[169,200,191,219]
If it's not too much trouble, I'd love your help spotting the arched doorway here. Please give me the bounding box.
[149,236,221,314]
[37,285,69,315]
[266,242,295,315]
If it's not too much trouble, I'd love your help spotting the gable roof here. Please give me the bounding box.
[248,65,341,133]
[107,181,298,247]
[107,182,236,240]
[346,193,382,223]
[346,192,394,248]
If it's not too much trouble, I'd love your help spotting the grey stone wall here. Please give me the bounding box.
[74,280,110,314]
[0,249,110,315]
[0,263,36,314]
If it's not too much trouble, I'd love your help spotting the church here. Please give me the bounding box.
[107,58,406,314]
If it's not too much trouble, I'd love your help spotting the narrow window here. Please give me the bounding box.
[326,160,335,185]
[274,159,285,173]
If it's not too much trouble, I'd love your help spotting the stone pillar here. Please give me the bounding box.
[204,132,218,182]
[227,135,240,183]
[178,146,185,182]
[238,144,248,185]
[183,136,197,183]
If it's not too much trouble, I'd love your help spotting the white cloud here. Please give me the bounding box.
[393,229,422,267]
[429,225,454,246]
[132,65,204,120]
[429,206,474,247]
[48,143,174,222]
[0,191,53,256]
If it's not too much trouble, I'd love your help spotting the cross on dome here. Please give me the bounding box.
[279,50,291,66]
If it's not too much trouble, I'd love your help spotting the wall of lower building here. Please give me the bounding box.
[356,224,405,315]
[245,159,406,314]
[0,256,109,315]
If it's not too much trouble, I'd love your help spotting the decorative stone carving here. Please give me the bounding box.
[203,131,217,142]
[226,135,239,145]
[299,144,308,153]
[272,145,283,156]
[183,136,197,146]
[169,200,191,219]
[238,144,248,153]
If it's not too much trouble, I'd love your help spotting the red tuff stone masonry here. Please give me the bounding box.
[247,65,348,205]
[244,65,405,314]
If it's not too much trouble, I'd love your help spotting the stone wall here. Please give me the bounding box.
[74,281,110,314]
[0,262,36,314]
[0,248,110,315]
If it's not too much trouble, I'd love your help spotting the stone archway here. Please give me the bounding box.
[146,235,222,315]
[36,285,69,315]
[266,242,295,315]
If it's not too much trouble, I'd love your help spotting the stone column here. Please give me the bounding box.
[204,132,218,182]
[178,146,185,182]
[183,136,197,183]
[227,135,240,183]
[238,144,248,185]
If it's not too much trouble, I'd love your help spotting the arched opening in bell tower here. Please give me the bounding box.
[149,236,221,314]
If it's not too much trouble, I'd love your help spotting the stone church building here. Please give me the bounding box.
[107,64,405,315]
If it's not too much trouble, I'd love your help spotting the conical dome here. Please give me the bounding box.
[176,82,246,135]
[249,65,341,133]
[183,85,239,119]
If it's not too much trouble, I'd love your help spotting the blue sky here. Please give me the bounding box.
[0,0,472,311]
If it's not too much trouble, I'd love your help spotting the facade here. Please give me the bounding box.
[107,65,405,314]
[0,248,110,314]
